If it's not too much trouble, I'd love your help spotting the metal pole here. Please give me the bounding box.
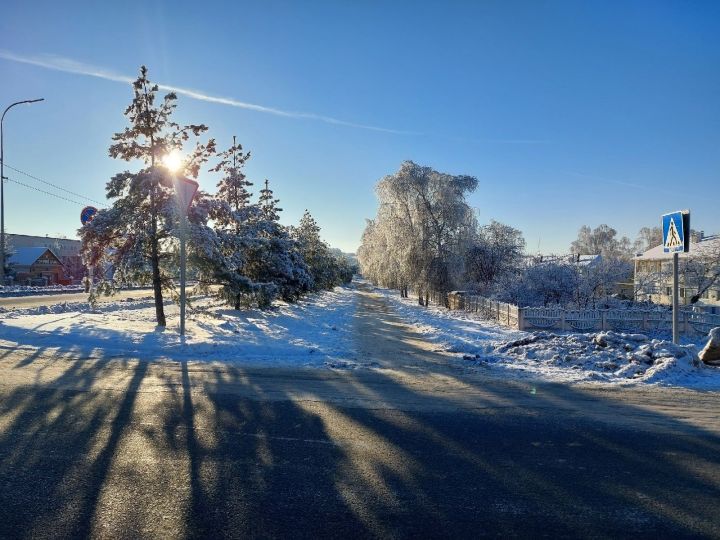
[1,99,44,284]
[179,213,187,336]
[672,252,679,344]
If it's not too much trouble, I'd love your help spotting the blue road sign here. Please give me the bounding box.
[662,210,689,253]
[80,206,98,226]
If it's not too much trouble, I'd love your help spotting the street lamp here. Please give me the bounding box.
[1,98,44,284]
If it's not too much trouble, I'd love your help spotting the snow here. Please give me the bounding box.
[375,286,720,390]
[0,284,85,297]
[2,279,719,389]
[376,287,524,355]
[0,286,359,368]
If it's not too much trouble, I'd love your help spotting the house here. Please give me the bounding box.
[634,234,720,312]
[6,234,83,282]
[7,247,65,285]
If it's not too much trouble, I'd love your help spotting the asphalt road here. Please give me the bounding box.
[0,286,719,538]
[0,288,155,310]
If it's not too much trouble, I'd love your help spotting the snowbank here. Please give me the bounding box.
[494,331,714,388]
[375,286,720,389]
[0,286,359,368]
[0,284,85,297]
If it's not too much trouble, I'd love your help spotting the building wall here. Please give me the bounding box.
[7,234,84,282]
[635,272,720,309]
[7,234,80,258]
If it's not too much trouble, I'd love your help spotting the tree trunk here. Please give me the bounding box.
[148,132,165,327]
[425,292,429,307]
[418,293,424,306]
[150,234,166,327]
[235,294,241,310]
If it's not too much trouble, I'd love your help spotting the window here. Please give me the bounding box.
[666,287,672,296]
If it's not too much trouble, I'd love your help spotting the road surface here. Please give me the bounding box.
[0,285,719,538]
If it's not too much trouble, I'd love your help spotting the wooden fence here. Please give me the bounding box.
[444,291,720,335]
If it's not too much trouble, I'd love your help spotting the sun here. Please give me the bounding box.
[161,149,184,173]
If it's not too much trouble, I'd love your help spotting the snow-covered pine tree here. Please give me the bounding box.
[258,179,282,222]
[247,179,311,304]
[292,210,342,290]
[203,138,265,309]
[80,66,214,326]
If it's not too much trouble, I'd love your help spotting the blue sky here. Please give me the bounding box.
[1,0,718,253]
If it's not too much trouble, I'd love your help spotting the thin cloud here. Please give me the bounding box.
[0,49,412,134]
[1,49,548,143]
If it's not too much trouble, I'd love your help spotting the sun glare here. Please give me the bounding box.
[162,149,184,173]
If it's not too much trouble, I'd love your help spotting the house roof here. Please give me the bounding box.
[8,247,63,266]
[635,235,720,261]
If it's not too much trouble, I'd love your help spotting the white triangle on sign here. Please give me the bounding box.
[174,177,199,212]
[665,217,682,249]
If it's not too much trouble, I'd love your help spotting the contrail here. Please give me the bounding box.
[0,49,414,134]
[1,49,550,143]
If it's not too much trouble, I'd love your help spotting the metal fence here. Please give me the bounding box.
[445,291,720,335]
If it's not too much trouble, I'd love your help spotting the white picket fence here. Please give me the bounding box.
[447,292,720,335]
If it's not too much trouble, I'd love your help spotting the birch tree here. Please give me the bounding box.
[360,161,478,306]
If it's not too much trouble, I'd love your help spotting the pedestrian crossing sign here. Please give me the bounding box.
[662,210,690,253]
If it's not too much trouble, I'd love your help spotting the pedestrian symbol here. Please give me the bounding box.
[662,210,689,253]
[665,218,681,249]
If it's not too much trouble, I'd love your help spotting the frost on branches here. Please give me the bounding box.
[79,66,215,326]
[292,211,353,291]
[197,139,312,309]
[358,161,479,306]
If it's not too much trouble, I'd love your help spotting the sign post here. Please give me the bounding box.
[173,177,199,336]
[662,210,690,344]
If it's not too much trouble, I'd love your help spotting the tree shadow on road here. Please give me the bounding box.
[1,305,720,537]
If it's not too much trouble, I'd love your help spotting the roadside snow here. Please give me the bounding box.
[0,286,359,368]
[0,284,84,297]
[376,286,720,390]
[377,287,524,354]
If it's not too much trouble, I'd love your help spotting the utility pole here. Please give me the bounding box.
[1,98,44,284]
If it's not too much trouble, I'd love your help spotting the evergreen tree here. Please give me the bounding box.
[292,210,342,290]
[80,66,214,325]
[203,138,267,309]
[246,180,311,304]
[258,179,282,222]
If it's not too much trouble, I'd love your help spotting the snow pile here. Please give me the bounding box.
[0,284,85,297]
[493,331,713,387]
[373,285,718,389]
[0,286,360,368]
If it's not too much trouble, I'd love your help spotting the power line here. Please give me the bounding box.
[3,176,87,206]
[1,162,105,206]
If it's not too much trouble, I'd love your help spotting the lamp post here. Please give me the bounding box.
[1,98,44,284]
